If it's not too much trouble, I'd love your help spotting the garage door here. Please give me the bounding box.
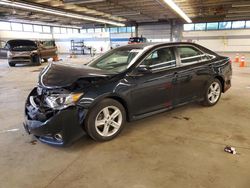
[138,24,171,42]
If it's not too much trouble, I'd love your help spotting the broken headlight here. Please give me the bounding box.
[45,93,83,110]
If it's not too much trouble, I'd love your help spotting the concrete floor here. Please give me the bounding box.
[0,53,250,188]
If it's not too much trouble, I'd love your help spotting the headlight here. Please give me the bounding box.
[7,51,13,57]
[45,93,83,110]
[31,50,38,55]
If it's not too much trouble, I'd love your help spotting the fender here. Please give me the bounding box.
[78,92,132,121]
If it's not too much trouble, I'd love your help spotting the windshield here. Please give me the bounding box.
[7,40,37,51]
[88,46,143,73]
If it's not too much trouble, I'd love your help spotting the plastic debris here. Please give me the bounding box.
[224,146,237,154]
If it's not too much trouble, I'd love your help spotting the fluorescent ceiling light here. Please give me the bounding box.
[114,12,141,17]
[232,4,250,7]
[0,0,125,26]
[64,0,106,4]
[163,0,192,23]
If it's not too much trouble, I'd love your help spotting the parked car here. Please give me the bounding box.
[0,40,7,59]
[24,42,232,146]
[6,39,57,67]
[128,37,147,44]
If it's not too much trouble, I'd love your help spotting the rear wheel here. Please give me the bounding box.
[8,61,15,67]
[85,99,126,141]
[202,78,222,106]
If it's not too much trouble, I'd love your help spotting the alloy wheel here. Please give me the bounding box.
[207,82,221,104]
[95,106,122,137]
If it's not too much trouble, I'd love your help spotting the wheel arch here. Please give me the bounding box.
[214,75,225,92]
[105,95,130,122]
[85,94,131,122]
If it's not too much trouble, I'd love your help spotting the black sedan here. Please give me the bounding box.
[24,42,232,146]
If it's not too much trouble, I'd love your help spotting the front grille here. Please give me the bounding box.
[12,56,30,59]
[10,56,31,62]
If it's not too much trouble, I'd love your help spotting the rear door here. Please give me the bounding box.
[39,41,57,58]
[129,46,177,116]
[174,45,211,104]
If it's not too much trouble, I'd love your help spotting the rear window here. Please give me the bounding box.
[40,40,56,47]
[177,46,210,64]
[179,47,201,59]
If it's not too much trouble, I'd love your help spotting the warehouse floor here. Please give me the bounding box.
[0,53,250,188]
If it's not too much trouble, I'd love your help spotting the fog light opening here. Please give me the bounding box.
[54,133,63,142]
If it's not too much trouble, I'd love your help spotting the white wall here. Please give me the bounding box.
[183,29,250,52]
[110,32,133,48]
[53,32,111,53]
[0,30,53,40]
[0,30,111,54]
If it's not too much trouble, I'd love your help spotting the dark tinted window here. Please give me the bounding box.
[40,40,56,47]
[129,37,147,43]
[141,47,176,71]
[178,46,208,64]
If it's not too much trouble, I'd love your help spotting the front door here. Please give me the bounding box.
[129,47,177,116]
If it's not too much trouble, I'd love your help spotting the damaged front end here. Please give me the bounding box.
[24,87,87,146]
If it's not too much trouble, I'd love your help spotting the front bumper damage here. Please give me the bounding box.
[24,87,87,146]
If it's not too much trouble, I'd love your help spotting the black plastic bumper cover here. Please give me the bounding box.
[24,107,86,146]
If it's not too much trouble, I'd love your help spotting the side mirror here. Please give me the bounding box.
[136,66,152,74]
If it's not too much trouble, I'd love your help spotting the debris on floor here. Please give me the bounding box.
[224,146,237,154]
[183,117,190,121]
[30,140,37,145]
[31,68,43,72]
[172,116,191,121]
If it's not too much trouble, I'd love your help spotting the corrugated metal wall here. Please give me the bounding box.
[110,32,134,47]
[138,23,171,42]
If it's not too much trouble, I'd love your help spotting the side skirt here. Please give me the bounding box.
[130,98,204,121]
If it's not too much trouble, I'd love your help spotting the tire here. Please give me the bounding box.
[33,55,41,66]
[43,58,48,63]
[8,61,15,67]
[85,99,126,141]
[202,78,222,106]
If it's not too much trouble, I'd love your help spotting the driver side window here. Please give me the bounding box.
[141,47,176,71]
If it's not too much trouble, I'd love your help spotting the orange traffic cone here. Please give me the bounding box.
[239,55,246,67]
[234,53,239,63]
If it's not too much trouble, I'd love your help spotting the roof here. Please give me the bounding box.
[120,42,198,49]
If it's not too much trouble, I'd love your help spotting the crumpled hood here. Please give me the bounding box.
[38,62,114,88]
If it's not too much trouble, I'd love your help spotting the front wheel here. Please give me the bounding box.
[202,78,222,106]
[85,99,126,141]
[43,58,48,63]
[8,61,15,67]
[33,55,41,66]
